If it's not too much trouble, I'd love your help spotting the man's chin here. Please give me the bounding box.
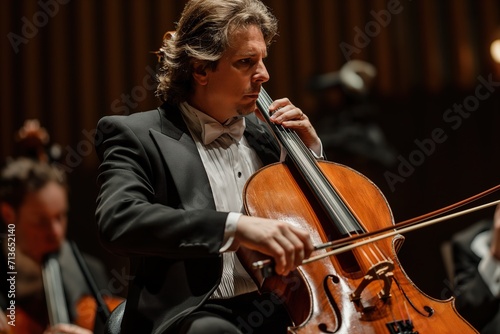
[237,102,258,117]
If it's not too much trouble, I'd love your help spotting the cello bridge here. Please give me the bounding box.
[349,260,395,302]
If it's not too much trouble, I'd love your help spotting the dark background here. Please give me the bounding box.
[1,0,500,302]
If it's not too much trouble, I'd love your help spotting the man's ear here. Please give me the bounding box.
[192,62,209,86]
[0,203,16,226]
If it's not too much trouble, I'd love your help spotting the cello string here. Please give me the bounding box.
[375,244,390,262]
[257,89,397,282]
[258,90,357,236]
[359,247,374,266]
[258,89,390,275]
[258,89,360,237]
[392,277,413,330]
[404,298,412,327]
[362,235,391,302]
[262,92,390,263]
[368,246,381,263]
[258,90,399,300]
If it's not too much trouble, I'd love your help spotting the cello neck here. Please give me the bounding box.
[256,88,363,236]
[42,254,70,327]
[256,88,316,165]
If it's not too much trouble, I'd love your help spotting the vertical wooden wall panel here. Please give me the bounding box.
[74,0,98,169]
[264,0,293,99]
[418,0,445,94]
[317,0,343,73]
[130,0,153,113]
[290,1,316,113]
[343,0,370,62]
[103,0,127,116]
[46,0,71,150]
[371,0,395,96]
[21,1,43,122]
[390,2,414,96]
[130,0,150,70]
[0,1,14,156]
[449,0,477,89]
[154,1,182,47]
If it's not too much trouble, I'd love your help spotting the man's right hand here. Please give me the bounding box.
[235,215,314,276]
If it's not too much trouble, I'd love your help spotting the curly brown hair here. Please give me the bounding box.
[155,0,278,104]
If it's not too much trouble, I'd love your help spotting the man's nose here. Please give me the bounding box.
[253,60,270,83]
[49,219,65,241]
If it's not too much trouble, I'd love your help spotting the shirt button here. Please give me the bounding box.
[237,172,242,178]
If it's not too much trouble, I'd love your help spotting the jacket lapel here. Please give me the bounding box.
[150,103,216,210]
[243,113,281,165]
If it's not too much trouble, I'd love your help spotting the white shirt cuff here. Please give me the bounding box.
[478,252,500,297]
[279,141,324,162]
[219,212,241,252]
[310,141,324,159]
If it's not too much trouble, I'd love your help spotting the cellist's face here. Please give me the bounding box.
[5,182,68,263]
[189,25,270,123]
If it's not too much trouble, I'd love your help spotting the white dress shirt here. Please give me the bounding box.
[179,102,262,299]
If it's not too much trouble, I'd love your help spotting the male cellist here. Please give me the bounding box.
[94,0,321,333]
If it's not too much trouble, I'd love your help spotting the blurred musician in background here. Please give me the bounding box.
[0,120,113,334]
[452,203,500,333]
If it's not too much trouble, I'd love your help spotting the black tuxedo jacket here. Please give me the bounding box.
[452,220,500,334]
[95,102,280,334]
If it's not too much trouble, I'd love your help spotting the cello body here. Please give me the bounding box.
[242,160,478,333]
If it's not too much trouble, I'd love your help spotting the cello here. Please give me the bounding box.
[12,246,123,334]
[239,88,479,333]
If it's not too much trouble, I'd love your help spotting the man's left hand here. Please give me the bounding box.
[267,98,322,156]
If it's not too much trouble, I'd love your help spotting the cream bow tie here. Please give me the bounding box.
[202,118,245,145]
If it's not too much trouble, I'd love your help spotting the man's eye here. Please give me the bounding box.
[240,58,251,64]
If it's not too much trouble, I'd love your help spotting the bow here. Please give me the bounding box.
[202,118,245,145]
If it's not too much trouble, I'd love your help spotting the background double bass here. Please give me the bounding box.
[239,89,479,333]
